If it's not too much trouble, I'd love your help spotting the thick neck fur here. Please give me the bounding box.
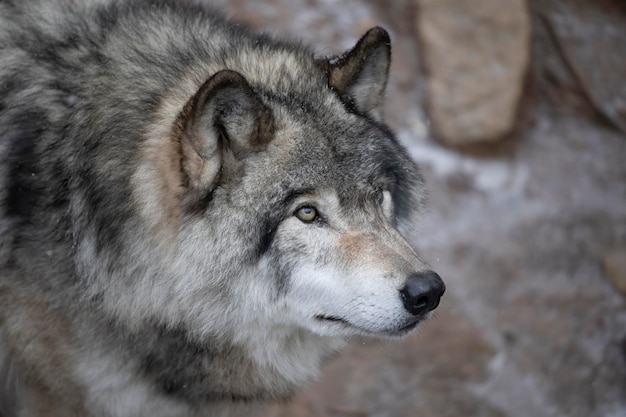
[120,321,346,405]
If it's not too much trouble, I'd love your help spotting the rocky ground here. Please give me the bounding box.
[204,0,626,416]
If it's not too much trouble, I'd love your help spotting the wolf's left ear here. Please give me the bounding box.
[319,27,391,121]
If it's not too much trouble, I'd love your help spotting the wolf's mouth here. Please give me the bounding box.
[315,315,348,324]
[396,318,420,333]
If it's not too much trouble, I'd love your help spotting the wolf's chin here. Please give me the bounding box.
[313,314,422,338]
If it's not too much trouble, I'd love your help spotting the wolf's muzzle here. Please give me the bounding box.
[400,271,445,315]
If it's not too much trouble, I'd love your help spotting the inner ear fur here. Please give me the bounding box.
[173,70,274,195]
[319,26,391,121]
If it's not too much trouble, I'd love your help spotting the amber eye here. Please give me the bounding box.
[295,206,318,223]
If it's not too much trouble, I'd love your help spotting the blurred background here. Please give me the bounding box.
[201,0,626,416]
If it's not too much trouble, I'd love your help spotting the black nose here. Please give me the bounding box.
[400,271,445,315]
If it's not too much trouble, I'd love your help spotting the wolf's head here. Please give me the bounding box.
[127,27,444,342]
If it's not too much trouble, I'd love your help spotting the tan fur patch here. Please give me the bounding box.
[339,232,368,258]
[132,75,205,234]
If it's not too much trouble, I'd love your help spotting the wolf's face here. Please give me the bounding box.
[129,27,443,341]
[240,92,443,337]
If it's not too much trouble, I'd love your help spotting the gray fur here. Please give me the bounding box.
[0,0,443,415]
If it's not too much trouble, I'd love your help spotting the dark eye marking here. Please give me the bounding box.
[255,187,316,257]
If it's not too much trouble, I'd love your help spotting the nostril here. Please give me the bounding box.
[400,270,445,315]
[414,295,429,310]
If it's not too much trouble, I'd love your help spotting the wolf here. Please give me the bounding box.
[0,0,445,415]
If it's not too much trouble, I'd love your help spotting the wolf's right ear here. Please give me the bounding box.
[174,70,274,194]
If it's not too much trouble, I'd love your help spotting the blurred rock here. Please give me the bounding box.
[416,0,531,145]
[535,0,626,135]
[603,249,626,297]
